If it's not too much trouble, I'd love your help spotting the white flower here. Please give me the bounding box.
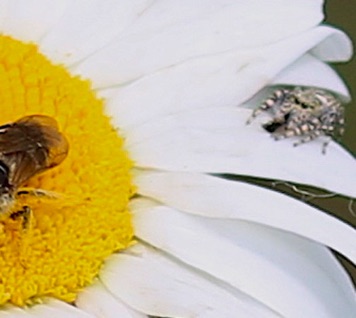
[0,0,355,317]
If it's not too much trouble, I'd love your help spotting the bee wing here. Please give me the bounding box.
[2,150,43,187]
[16,115,69,168]
[0,115,69,187]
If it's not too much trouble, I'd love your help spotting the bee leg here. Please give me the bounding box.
[10,205,32,230]
[16,188,58,199]
[17,189,46,196]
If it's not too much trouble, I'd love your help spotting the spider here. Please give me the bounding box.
[246,87,345,154]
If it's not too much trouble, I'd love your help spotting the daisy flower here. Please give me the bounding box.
[0,0,355,317]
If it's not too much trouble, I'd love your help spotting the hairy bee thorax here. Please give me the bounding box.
[0,192,15,215]
[246,86,345,154]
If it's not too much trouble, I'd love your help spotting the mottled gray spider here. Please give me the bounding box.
[246,87,345,154]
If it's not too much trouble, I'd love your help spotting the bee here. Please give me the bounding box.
[0,115,69,228]
[246,87,345,154]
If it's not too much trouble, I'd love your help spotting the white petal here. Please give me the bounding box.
[0,0,71,42]
[243,56,350,112]
[107,26,350,131]
[134,171,356,263]
[39,0,152,66]
[0,1,10,29]
[270,54,351,101]
[133,203,356,317]
[0,306,36,318]
[0,301,95,318]
[309,26,353,62]
[127,106,356,198]
[100,244,280,318]
[28,299,95,318]
[72,0,324,87]
[76,280,147,318]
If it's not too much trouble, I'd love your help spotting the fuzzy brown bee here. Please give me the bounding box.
[0,115,69,227]
[246,87,345,154]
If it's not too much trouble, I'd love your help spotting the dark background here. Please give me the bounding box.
[326,1,356,154]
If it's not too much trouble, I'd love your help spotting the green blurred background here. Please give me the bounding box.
[326,1,356,154]
[316,0,355,283]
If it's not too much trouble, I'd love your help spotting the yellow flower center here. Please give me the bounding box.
[0,35,134,306]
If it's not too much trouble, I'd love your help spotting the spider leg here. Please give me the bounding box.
[336,110,345,137]
[246,103,271,125]
[272,120,307,140]
[273,113,319,141]
[324,109,345,139]
[272,128,302,141]
[246,89,291,124]
[293,130,322,147]
[321,137,332,155]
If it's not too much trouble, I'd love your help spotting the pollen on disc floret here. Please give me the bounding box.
[0,35,134,306]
